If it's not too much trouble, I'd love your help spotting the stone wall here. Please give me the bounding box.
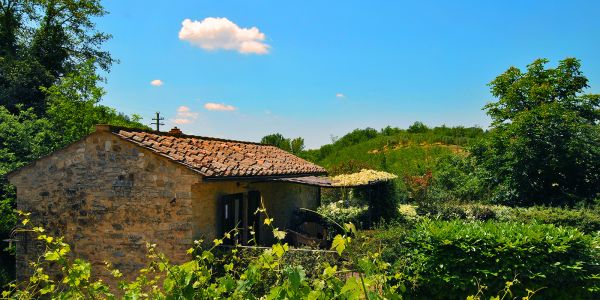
[255,182,320,244]
[8,128,321,284]
[191,181,319,245]
[9,130,202,282]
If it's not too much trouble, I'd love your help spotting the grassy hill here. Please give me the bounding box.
[301,122,486,177]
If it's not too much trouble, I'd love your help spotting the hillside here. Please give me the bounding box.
[301,122,486,177]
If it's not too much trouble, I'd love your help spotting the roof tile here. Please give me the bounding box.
[113,129,326,177]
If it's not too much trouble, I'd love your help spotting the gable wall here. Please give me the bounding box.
[9,131,201,281]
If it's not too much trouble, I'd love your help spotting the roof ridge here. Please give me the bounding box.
[104,124,328,178]
[97,124,268,146]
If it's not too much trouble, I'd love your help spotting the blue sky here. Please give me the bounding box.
[97,0,600,148]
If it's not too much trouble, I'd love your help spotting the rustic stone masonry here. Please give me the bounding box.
[9,130,200,282]
[7,125,324,286]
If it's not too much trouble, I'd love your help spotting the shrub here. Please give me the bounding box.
[4,213,549,299]
[322,179,400,227]
[2,212,404,299]
[403,171,433,204]
[363,181,400,223]
[498,206,600,234]
[419,203,497,221]
[431,154,491,202]
[317,201,369,229]
[415,203,600,231]
[372,220,600,299]
[466,205,497,221]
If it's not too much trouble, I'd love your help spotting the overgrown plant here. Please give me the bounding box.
[2,210,542,299]
[371,219,600,299]
[2,209,401,299]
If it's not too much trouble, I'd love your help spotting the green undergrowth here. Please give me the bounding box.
[410,203,600,234]
[301,125,485,179]
[2,211,544,299]
[364,219,600,299]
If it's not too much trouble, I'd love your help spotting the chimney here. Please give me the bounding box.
[169,127,183,135]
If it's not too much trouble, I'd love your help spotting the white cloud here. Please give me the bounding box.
[171,105,199,124]
[150,79,163,86]
[173,118,192,124]
[204,102,237,111]
[177,105,199,118]
[178,17,270,54]
[336,93,345,98]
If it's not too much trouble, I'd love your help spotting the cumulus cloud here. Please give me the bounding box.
[204,102,237,111]
[172,105,199,124]
[177,105,199,118]
[150,79,163,86]
[178,17,270,54]
[336,93,345,98]
[173,118,192,124]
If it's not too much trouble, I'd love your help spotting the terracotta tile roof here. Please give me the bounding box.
[110,127,327,178]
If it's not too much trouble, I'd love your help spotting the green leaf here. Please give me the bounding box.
[224,263,234,272]
[344,223,357,234]
[44,251,60,261]
[331,235,347,255]
[272,243,288,258]
[272,229,286,240]
[39,284,55,295]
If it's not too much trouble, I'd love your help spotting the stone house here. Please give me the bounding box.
[7,125,327,280]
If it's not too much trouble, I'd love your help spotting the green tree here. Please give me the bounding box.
[0,0,113,115]
[290,137,304,155]
[0,62,145,285]
[475,58,600,205]
[261,134,306,155]
[260,133,291,152]
[0,105,59,285]
[43,61,144,147]
[407,121,429,133]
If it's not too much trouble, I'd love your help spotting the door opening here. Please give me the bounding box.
[220,191,261,245]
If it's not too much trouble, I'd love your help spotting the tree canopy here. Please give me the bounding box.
[0,0,143,285]
[474,58,600,205]
[0,0,113,115]
[260,133,305,155]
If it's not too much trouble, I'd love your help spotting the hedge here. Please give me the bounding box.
[372,220,600,299]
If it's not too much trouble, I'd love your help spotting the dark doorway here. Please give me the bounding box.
[247,191,261,245]
[220,191,262,245]
[221,193,243,245]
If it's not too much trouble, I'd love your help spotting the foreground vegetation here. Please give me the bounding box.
[367,219,599,299]
[0,0,146,286]
[1,0,599,298]
[8,211,594,299]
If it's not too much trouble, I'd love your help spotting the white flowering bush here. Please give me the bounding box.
[317,201,369,228]
[331,169,397,187]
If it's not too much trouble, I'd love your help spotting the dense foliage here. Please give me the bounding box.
[1,0,598,295]
[0,0,146,287]
[0,0,113,116]
[473,58,600,206]
[2,213,547,299]
[302,125,485,175]
[318,170,400,229]
[407,202,600,234]
[260,133,305,155]
[370,220,600,299]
